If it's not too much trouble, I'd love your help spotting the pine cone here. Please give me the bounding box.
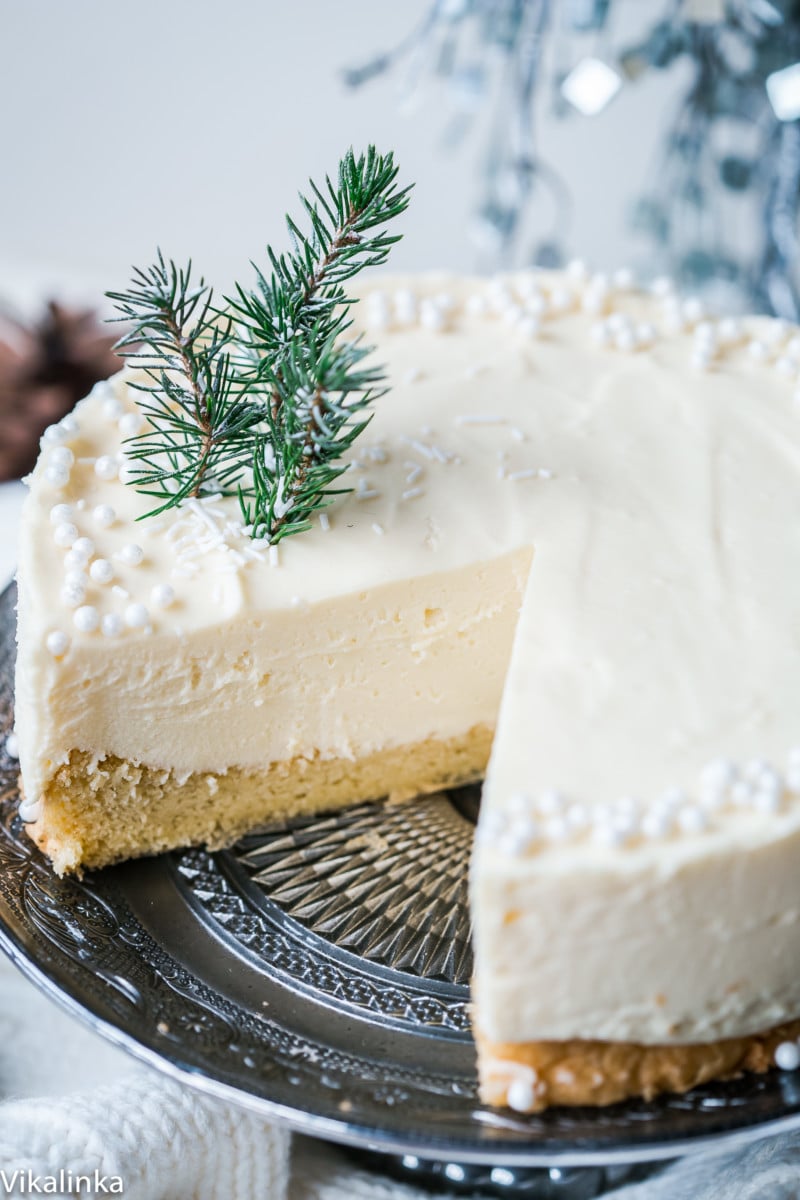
[0,301,123,481]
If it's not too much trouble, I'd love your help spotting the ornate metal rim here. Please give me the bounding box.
[2,582,800,1167]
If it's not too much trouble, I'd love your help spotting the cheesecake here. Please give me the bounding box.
[14,270,800,1111]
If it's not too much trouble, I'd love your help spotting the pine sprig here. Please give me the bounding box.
[107,253,265,515]
[107,147,411,539]
[231,146,411,540]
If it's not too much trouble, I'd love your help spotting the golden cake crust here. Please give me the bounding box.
[476,1020,800,1112]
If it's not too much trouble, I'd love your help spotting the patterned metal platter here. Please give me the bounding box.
[2,581,800,1168]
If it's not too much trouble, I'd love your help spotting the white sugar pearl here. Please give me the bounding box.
[59,414,79,436]
[660,786,688,809]
[102,396,124,420]
[63,548,87,571]
[44,464,70,487]
[72,537,94,560]
[4,732,19,759]
[394,289,417,324]
[64,569,88,590]
[677,805,707,835]
[691,348,713,371]
[93,504,116,528]
[508,792,533,816]
[73,605,99,633]
[651,276,675,297]
[718,318,742,344]
[90,559,115,584]
[118,543,144,566]
[49,446,74,469]
[642,809,672,839]
[566,258,589,281]
[615,328,638,353]
[613,267,634,289]
[607,312,630,334]
[636,323,657,347]
[503,304,525,326]
[151,583,175,609]
[775,1041,800,1071]
[732,780,754,807]
[754,788,782,814]
[748,340,769,362]
[592,823,625,850]
[420,300,446,332]
[566,803,589,832]
[95,455,119,481]
[466,294,488,317]
[18,797,42,823]
[61,582,86,608]
[582,287,608,315]
[517,316,541,338]
[776,356,795,376]
[45,630,69,657]
[101,613,124,638]
[525,293,548,318]
[49,504,74,525]
[765,318,789,345]
[53,522,79,548]
[549,287,574,313]
[124,602,149,628]
[117,461,138,484]
[538,789,565,815]
[682,297,705,324]
[787,767,800,793]
[119,411,144,437]
[507,1078,537,1112]
[41,423,68,446]
[544,816,570,842]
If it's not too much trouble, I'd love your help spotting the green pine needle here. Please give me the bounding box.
[106,146,411,538]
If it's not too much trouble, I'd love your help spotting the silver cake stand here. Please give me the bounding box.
[1,583,800,1197]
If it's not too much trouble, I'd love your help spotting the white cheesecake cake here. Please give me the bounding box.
[14,270,800,1111]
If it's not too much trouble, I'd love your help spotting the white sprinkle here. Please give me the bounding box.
[615,328,638,353]
[5,732,19,759]
[517,316,541,338]
[53,522,79,548]
[355,486,380,501]
[269,545,280,568]
[537,468,554,480]
[60,582,86,608]
[372,523,385,535]
[718,317,742,344]
[642,809,672,839]
[775,1042,800,1071]
[124,602,149,629]
[402,486,424,501]
[455,414,508,427]
[404,463,423,485]
[592,823,625,850]
[538,789,565,816]
[394,289,417,324]
[94,455,119,481]
[49,446,74,470]
[102,396,124,420]
[748,340,769,363]
[510,427,527,442]
[290,595,308,610]
[636,323,657,347]
[18,798,43,823]
[151,583,175,609]
[566,258,589,281]
[566,804,589,832]
[677,805,707,835]
[118,543,144,566]
[49,504,74,525]
[403,367,423,385]
[41,423,69,446]
[319,512,330,532]
[420,299,446,332]
[506,1077,537,1113]
[93,504,116,528]
[90,559,115,585]
[101,613,124,638]
[119,411,144,437]
[46,630,69,657]
[466,294,488,317]
[44,464,70,487]
[112,585,130,601]
[506,468,538,482]
[651,276,675,298]
[682,297,705,324]
[72,537,95,561]
[73,605,100,633]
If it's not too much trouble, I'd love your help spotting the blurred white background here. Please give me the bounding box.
[0,0,682,308]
